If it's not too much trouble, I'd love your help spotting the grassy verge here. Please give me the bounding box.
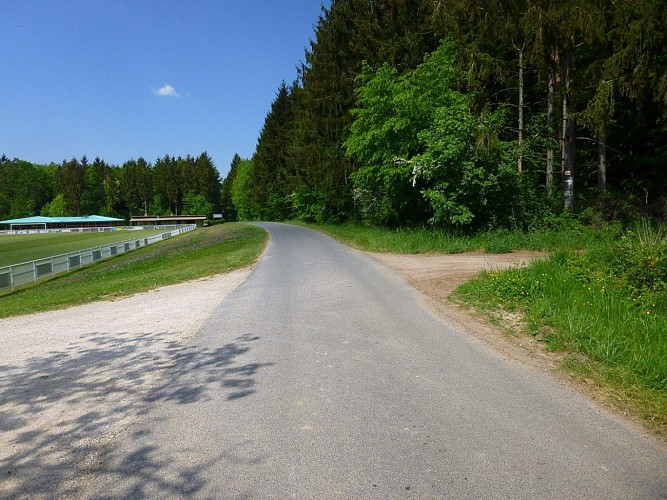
[305,221,667,437]
[301,222,607,254]
[0,223,267,318]
[0,230,165,267]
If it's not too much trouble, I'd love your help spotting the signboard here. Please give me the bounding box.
[213,214,223,219]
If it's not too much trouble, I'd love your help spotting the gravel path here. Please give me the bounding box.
[0,268,251,498]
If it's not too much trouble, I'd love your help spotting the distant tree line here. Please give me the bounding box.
[0,152,221,221]
[221,0,666,230]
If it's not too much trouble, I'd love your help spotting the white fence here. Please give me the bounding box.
[0,225,185,236]
[0,225,196,293]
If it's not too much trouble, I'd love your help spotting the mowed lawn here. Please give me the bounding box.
[0,230,164,267]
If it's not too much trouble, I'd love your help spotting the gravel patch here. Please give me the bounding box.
[0,268,251,498]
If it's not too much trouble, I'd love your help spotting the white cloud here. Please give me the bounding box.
[153,84,181,97]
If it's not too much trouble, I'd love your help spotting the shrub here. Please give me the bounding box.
[290,187,328,223]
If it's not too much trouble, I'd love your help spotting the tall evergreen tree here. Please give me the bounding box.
[58,157,86,216]
[600,0,667,204]
[81,157,109,215]
[194,152,222,212]
[252,81,297,219]
[288,0,438,219]
[153,155,182,215]
[221,154,241,221]
[121,157,152,216]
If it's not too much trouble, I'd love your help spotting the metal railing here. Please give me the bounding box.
[0,224,188,236]
[0,225,196,293]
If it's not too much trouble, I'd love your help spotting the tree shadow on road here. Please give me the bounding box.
[0,330,272,498]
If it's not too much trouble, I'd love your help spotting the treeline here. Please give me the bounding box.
[0,153,221,221]
[222,0,666,230]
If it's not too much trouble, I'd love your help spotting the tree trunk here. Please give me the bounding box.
[518,46,524,173]
[546,52,556,194]
[562,45,575,210]
[598,132,607,194]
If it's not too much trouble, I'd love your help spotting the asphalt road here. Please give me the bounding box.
[92,222,667,499]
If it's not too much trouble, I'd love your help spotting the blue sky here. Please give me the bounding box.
[1,0,330,176]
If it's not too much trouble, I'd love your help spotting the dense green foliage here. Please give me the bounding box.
[231,159,261,221]
[221,0,666,229]
[0,152,222,221]
[347,41,540,229]
[0,223,267,317]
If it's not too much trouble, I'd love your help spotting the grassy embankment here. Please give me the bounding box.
[307,222,667,438]
[0,223,267,318]
[0,230,165,267]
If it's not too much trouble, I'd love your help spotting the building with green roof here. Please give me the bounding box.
[0,215,124,231]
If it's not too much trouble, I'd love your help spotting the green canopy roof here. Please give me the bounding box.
[0,215,123,225]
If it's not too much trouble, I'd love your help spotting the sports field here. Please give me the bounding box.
[0,230,164,267]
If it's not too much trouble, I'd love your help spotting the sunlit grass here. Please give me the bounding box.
[0,223,267,318]
[0,229,164,267]
[301,222,605,254]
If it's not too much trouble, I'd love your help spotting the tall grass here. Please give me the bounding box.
[305,222,609,254]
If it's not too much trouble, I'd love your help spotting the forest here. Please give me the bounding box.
[3,0,664,229]
[0,153,222,221]
[221,0,666,230]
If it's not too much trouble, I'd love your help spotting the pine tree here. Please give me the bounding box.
[221,154,241,221]
[287,0,438,220]
[58,157,86,216]
[252,81,296,219]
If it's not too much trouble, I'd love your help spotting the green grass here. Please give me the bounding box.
[0,223,267,318]
[301,222,606,254]
[0,230,164,267]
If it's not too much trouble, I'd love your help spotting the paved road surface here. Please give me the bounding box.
[91,223,667,498]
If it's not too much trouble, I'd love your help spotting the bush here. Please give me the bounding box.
[614,221,667,299]
[563,220,666,315]
[290,187,328,223]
